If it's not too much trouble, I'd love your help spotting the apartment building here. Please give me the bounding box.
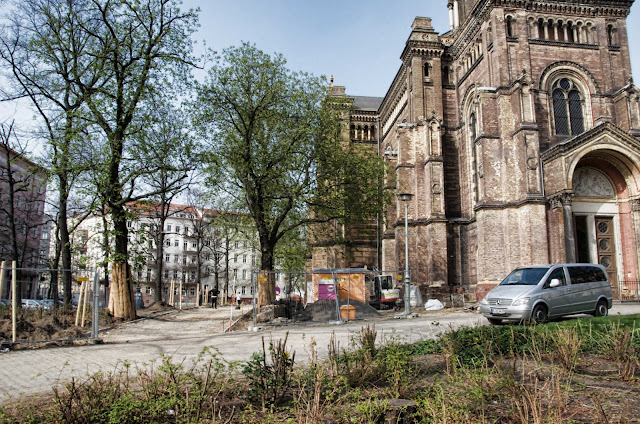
[0,145,48,299]
[71,202,258,307]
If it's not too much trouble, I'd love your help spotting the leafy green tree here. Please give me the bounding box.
[67,0,198,320]
[193,43,386,306]
[0,0,98,306]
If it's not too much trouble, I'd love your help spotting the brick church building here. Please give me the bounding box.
[311,0,640,301]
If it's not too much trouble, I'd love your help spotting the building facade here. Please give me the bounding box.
[312,0,640,302]
[72,203,257,307]
[0,145,48,299]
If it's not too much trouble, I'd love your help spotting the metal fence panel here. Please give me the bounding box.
[0,262,102,347]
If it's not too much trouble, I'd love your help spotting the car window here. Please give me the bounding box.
[499,267,549,286]
[568,266,607,284]
[544,267,566,288]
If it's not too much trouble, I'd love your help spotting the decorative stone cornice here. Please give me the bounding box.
[541,121,640,163]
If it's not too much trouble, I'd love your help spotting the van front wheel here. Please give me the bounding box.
[594,300,608,317]
[530,304,548,324]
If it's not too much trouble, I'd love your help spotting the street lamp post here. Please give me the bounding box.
[398,193,413,316]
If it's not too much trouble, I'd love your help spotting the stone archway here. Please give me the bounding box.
[570,154,638,299]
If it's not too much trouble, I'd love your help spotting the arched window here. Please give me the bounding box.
[424,62,430,78]
[350,124,356,140]
[469,113,477,141]
[506,16,514,38]
[442,66,450,85]
[552,78,584,136]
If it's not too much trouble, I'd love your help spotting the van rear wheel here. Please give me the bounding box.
[530,304,548,324]
[594,300,608,317]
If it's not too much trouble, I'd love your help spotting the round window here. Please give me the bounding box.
[598,239,610,251]
[600,257,612,268]
[597,221,609,234]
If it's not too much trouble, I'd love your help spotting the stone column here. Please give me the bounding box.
[561,192,577,262]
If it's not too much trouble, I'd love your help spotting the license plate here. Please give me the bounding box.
[490,308,506,315]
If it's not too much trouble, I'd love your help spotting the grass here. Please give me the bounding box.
[1,314,639,423]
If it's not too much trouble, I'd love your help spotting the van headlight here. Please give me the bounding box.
[481,297,489,305]
[512,297,530,307]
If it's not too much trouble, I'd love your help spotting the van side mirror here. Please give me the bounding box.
[549,278,561,288]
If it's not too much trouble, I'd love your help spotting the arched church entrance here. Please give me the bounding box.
[571,154,638,299]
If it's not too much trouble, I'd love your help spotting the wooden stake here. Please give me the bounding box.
[75,281,85,327]
[81,280,90,327]
[11,261,17,343]
[179,280,183,310]
[196,285,200,307]
[0,261,5,301]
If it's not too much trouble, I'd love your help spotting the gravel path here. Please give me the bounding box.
[1,303,638,404]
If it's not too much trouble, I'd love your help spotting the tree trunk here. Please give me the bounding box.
[257,246,276,306]
[109,262,136,320]
[58,199,72,306]
[154,217,165,303]
[108,207,136,320]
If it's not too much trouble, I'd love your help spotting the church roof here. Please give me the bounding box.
[351,96,383,112]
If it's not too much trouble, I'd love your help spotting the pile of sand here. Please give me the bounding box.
[296,299,381,322]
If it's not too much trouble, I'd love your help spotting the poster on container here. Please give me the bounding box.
[317,278,336,300]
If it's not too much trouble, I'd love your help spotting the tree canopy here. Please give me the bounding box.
[193,43,387,305]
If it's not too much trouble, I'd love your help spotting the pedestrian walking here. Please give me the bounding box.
[211,288,219,309]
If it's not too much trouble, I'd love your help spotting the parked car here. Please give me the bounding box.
[22,299,44,308]
[41,299,65,309]
[480,263,613,324]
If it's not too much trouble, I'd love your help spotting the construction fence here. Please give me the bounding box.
[247,268,411,325]
[0,261,103,347]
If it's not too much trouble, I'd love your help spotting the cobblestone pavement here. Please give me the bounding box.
[1,303,639,404]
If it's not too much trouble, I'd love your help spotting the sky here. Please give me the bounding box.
[184,0,640,98]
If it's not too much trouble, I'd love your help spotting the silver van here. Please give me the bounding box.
[480,263,613,324]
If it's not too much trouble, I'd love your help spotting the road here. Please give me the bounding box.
[1,303,639,404]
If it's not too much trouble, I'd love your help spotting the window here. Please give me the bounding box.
[190,287,195,296]
[234,241,239,249]
[192,242,197,248]
[241,285,246,295]
[173,270,178,279]
[243,255,247,263]
[469,113,477,141]
[506,15,514,37]
[234,269,238,279]
[146,286,152,294]
[182,256,187,265]
[552,78,584,136]
[164,270,169,279]
[242,269,247,279]
[190,270,195,279]
[234,254,238,263]
[191,256,196,263]
[167,224,172,232]
[174,239,179,246]
[174,254,179,263]
[176,226,180,233]
[166,239,171,247]
[165,254,170,262]
[544,268,566,288]
[423,62,430,78]
[183,241,188,251]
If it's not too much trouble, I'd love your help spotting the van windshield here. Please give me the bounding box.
[499,267,550,286]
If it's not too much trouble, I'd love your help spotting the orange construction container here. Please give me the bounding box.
[340,305,356,320]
